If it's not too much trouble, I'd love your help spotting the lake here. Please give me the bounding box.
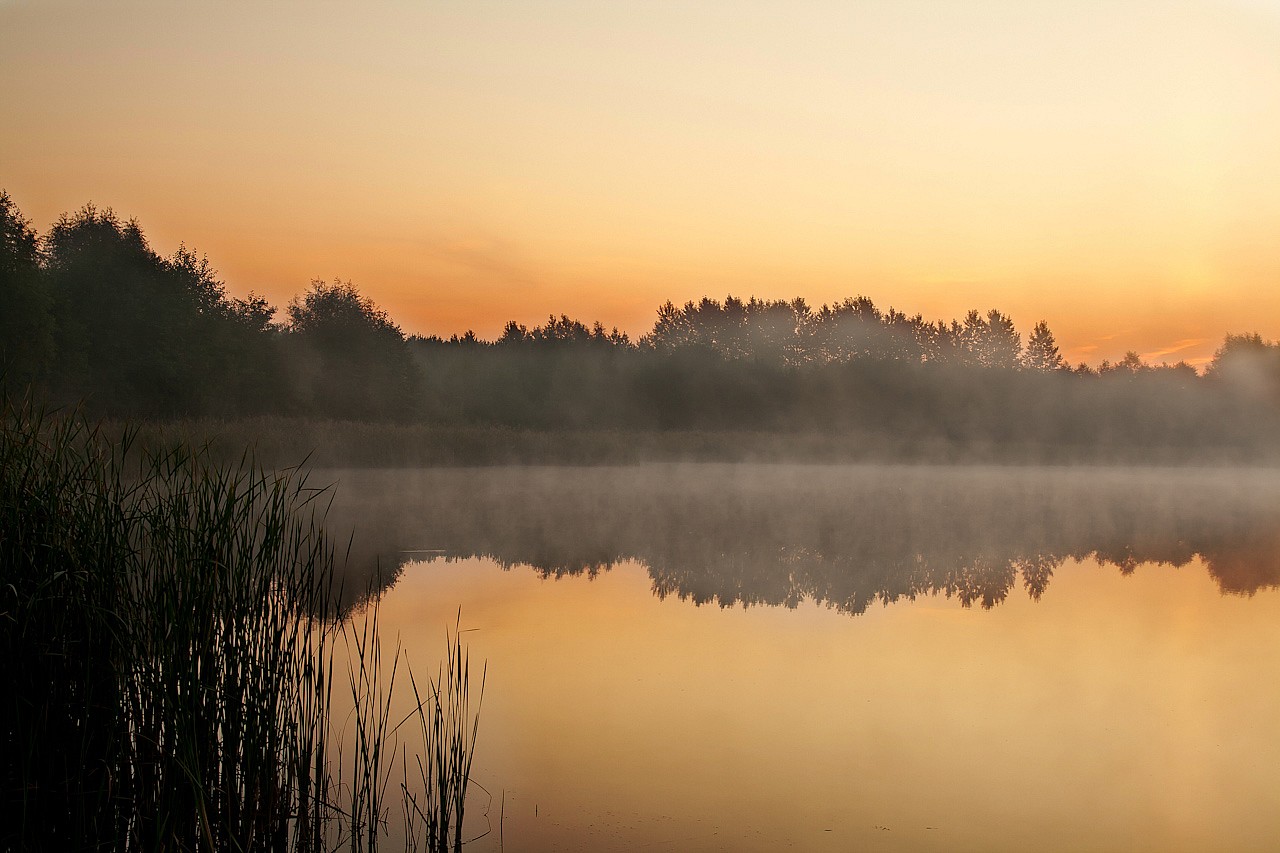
[321,465,1280,852]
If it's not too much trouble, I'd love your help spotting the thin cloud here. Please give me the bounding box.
[1064,332,1127,359]
[422,235,543,290]
[1061,344,1099,362]
[1140,338,1209,363]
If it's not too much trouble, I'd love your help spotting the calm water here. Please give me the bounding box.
[323,465,1280,852]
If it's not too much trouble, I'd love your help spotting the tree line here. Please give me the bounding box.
[1,194,416,418]
[3,192,1280,455]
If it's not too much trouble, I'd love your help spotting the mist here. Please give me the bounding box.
[321,463,1280,613]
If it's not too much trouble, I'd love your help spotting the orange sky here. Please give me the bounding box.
[3,0,1280,366]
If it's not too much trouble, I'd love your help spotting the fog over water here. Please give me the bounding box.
[323,463,1280,611]
[317,462,1280,852]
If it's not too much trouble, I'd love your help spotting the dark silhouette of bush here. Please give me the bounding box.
[0,192,53,388]
[284,279,417,420]
[36,203,285,415]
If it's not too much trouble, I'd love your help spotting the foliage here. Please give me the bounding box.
[0,191,54,386]
[4,189,1280,457]
[1021,320,1065,371]
[285,279,417,420]
[37,203,281,415]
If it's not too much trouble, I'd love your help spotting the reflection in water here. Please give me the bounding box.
[317,465,1280,852]
[323,465,1280,611]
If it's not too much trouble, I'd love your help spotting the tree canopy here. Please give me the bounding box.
[3,190,1278,458]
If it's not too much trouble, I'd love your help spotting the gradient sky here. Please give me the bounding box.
[3,0,1280,365]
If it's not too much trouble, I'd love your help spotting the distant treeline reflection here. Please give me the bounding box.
[326,466,1280,615]
[6,193,1280,460]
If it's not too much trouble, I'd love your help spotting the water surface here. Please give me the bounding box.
[324,465,1280,851]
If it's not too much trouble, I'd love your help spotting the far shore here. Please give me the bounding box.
[107,416,1280,469]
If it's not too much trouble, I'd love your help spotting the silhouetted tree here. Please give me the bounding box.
[1204,333,1280,400]
[810,296,883,362]
[1021,320,1065,371]
[43,204,221,413]
[915,318,964,364]
[0,192,53,388]
[164,244,287,411]
[37,204,286,414]
[1100,352,1147,376]
[10,191,1280,458]
[961,309,1022,369]
[284,279,417,419]
[805,297,925,365]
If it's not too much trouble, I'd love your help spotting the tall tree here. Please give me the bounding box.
[44,204,198,412]
[1021,320,1065,371]
[1204,333,1280,399]
[285,279,417,419]
[961,309,1022,368]
[0,191,53,388]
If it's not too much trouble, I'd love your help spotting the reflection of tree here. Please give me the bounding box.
[1200,534,1280,596]
[326,466,1280,615]
[1015,555,1057,602]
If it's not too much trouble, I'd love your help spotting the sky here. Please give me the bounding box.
[3,0,1280,366]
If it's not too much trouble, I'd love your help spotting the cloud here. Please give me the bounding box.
[421,234,543,291]
[1139,338,1209,363]
[1060,344,1099,362]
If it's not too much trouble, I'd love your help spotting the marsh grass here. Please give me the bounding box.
[400,622,485,853]
[1,401,483,851]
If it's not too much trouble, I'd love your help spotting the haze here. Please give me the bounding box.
[4,0,1280,365]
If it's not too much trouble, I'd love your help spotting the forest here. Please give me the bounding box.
[4,191,1280,460]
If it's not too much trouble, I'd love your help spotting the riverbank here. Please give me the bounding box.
[111,415,1280,469]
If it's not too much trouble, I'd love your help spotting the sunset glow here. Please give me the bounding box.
[4,0,1280,364]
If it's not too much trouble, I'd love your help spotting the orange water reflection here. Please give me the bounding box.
[375,554,1280,852]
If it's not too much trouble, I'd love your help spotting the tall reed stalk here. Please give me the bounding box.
[401,622,485,853]
[1,401,483,852]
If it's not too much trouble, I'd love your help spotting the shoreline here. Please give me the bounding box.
[105,415,1280,469]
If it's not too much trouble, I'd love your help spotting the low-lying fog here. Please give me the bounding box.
[318,463,1280,612]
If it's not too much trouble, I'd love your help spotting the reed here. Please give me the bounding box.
[400,621,485,853]
[1,400,483,852]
